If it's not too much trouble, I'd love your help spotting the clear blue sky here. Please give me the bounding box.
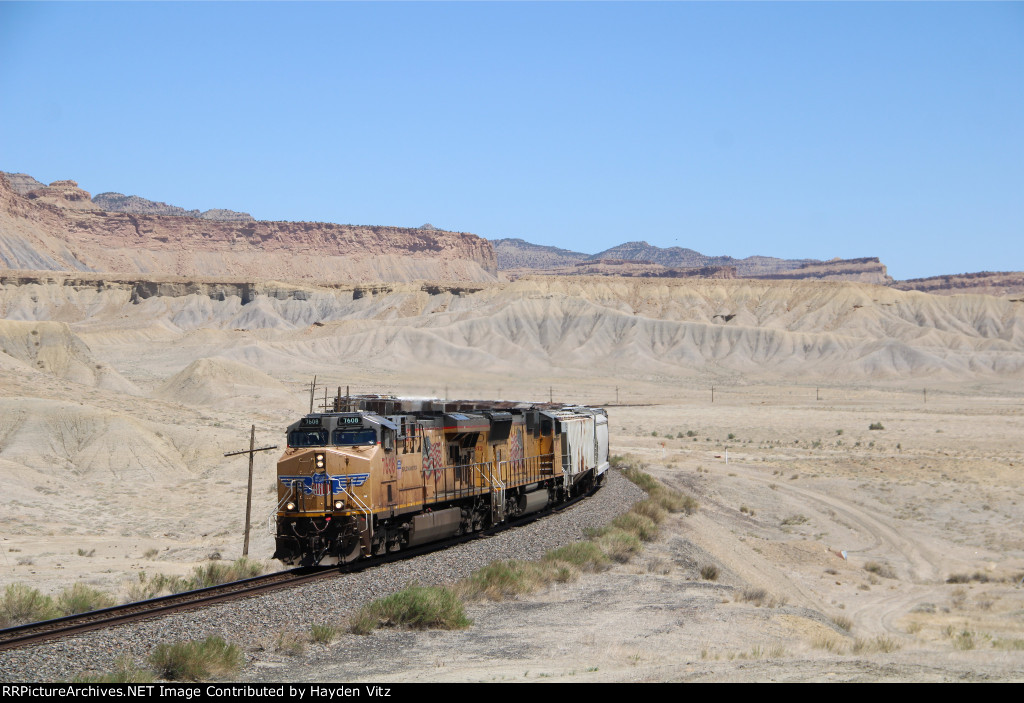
[1,2,1021,280]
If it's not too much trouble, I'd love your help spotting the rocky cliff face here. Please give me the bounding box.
[0,174,497,282]
[1,172,46,196]
[91,191,254,221]
[25,180,101,211]
[892,271,1024,298]
[757,257,893,285]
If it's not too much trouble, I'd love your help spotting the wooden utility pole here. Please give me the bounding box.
[224,425,278,557]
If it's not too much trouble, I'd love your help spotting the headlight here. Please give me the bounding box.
[334,500,344,510]
[285,502,296,511]
[315,453,325,469]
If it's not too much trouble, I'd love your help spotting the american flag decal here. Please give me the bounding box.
[422,435,444,478]
[509,428,524,470]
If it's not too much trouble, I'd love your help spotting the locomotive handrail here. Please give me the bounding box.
[269,483,298,533]
[338,485,373,548]
[498,453,555,488]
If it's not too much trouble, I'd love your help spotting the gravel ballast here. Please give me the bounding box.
[1,471,644,682]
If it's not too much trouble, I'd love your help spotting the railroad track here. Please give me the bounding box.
[0,480,600,652]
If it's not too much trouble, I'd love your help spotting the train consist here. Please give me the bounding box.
[273,392,610,566]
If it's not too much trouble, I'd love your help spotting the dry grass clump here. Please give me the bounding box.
[853,635,902,654]
[124,558,265,603]
[149,636,243,681]
[351,584,471,635]
[738,587,787,608]
[274,630,307,656]
[631,498,666,525]
[812,635,846,654]
[595,528,643,563]
[739,587,770,606]
[73,657,155,683]
[864,561,896,579]
[831,614,853,632]
[700,564,720,581]
[310,623,340,644]
[125,572,185,601]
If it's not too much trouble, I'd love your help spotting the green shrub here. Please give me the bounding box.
[186,557,264,590]
[631,499,666,525]
[310,624,339,644]
[619,464,698,516]
[352,584,470,635]
[869,422,885,431]
[597,528,641,563]
[611,512,658,542]
[149,636,242,681]
[543,542,607,571]
[700,564,719,581]
[462,560,549,600]
[1,583,60,627]
[58,583,115,615]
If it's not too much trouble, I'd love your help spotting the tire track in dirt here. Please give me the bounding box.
[661,461,946,636]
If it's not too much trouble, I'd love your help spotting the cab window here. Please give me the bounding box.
[332,429,377,446]
[288,430,328,447]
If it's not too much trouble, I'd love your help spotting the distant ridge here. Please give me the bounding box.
[492,238,589,269]
[494,237,891,285]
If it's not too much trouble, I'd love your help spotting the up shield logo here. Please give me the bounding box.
[279,474,370,495]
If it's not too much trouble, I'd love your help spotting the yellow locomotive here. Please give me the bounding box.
[273,393,610,566]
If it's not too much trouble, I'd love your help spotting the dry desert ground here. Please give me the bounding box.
[1,276,1023,681]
